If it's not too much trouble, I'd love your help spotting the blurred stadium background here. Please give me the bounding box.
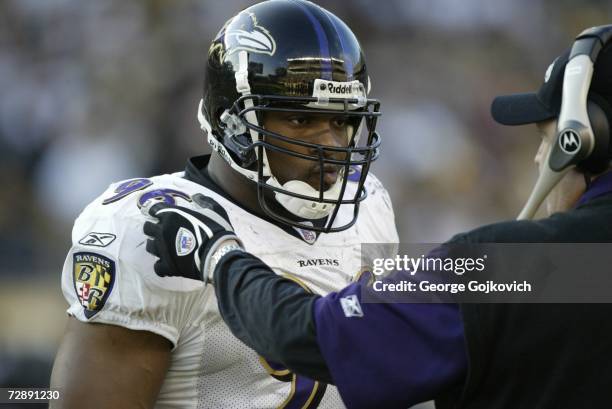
[1,0,611,405]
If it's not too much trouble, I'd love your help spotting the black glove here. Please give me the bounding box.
[142,194,243,283]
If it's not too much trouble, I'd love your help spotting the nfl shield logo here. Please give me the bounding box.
[294,227,317,244]
[175,227,196,256]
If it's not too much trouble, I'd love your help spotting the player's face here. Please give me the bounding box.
[534,119,586,214]
[262,111,352,191]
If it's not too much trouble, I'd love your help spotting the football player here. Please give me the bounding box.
[49,1,398,408]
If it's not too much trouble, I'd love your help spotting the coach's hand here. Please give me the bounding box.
[142,194,243,283]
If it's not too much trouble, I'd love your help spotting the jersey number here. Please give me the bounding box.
[259,273,327,409]
[102,178,191,207]
[259,357,327,409]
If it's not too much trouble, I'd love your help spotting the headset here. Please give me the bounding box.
[518,25,612,220]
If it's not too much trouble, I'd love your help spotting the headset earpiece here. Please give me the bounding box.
[578,93,612,174]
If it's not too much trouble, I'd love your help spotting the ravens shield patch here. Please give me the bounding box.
[73,252,116,318]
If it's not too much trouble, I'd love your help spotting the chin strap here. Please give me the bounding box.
[266,170,345,220]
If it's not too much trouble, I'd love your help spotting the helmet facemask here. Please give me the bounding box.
[201,92,381,233]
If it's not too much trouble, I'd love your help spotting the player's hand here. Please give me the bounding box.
[142,194,243,283]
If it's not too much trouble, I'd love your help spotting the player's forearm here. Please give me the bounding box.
[213,251,333,383]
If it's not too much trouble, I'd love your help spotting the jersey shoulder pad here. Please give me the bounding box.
[63,173,209,345]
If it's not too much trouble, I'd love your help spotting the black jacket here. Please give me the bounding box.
[438,193,612,409]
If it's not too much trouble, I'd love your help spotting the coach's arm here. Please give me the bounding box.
[49,318,171,409]
[213,251,467,409]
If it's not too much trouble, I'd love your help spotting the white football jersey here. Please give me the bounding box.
[61,161,398,409]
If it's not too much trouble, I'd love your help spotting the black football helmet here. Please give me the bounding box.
[198,0,382,233]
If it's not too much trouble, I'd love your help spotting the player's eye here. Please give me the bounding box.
[287,115,309,126]
[332,117,348,128]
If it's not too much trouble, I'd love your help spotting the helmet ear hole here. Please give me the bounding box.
[579,93,612,173]
[216,107,226,121]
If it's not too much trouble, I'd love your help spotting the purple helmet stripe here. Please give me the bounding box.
[290,0,332,80]
[320,9,353,80]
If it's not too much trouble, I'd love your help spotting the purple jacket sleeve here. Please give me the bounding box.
[313,279,467,409]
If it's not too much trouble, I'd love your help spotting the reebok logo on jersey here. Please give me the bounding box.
[340,294,363,318]
[175,227,196,256]
[79,232,117,248]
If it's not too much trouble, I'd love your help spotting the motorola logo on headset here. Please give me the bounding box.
[559,129,581,154]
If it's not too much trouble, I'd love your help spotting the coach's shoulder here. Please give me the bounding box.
[448,217,562,244]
